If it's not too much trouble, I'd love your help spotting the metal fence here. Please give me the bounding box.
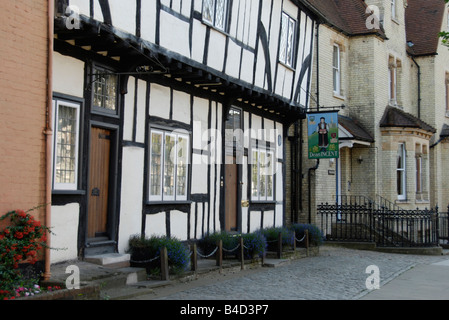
[318,200,441,247]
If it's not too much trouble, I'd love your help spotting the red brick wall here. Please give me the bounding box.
[0,0,48,225]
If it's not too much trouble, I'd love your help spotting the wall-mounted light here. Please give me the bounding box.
[357,155,363,164]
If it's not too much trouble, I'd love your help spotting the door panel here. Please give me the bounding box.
[88,127,111,239]
[225,155,238,231]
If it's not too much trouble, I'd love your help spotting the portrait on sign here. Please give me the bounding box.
[307,112,339,159]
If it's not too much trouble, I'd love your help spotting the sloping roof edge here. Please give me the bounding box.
[379,106,436,133]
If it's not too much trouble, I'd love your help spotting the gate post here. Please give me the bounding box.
[160,247,169,281]
[190,243,197,272]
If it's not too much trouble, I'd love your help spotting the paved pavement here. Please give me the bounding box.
[124,245,449,300]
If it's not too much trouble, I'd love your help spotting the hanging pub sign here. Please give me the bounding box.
[307,111,339,159]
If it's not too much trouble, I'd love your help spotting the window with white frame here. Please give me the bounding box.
[52,98,81,191]
[251,146,274,201]
[391,0,397,20]
[397,143,406,200]
[92,67,118,113]
[333,44,341,95]
[279,12,296,68]
[202,0,228,31]
[149,128,190,202]
[415,154,422,194]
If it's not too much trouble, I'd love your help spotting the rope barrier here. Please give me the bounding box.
[130,255,160,264]
[196,246,218,258]
[295,233,307,243]
[222,244,241,252]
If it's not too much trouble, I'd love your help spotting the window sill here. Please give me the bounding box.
[201,19,229,37]
[278,61,295,72]
[146,200,192,205]
[52,190,86,196]
[333,92,346,101]
[250,200,277,205]
[391,18,400,25]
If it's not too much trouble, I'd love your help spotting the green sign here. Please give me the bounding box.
[307,112,339,159]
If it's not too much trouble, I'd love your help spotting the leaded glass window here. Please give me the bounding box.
[397,143,406,200]
[202,0,228,31]
[93,68,118,113]
[53,99,80,190]
[149,128,190,201]
[251,147,274,201]
[279,12,296,67]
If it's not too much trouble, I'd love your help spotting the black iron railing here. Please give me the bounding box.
[318,199,441,247]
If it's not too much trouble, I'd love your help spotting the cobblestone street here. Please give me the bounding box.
[132,246,448,300]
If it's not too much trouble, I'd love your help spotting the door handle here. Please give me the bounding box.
[91,187,100,197]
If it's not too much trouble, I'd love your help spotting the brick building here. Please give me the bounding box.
[286,0,449,226]
[0,0,52,277]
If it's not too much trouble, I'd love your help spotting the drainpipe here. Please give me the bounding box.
[411,55,421,119]
[306,21,321,224]
[43,0,55,281]
[308,159,319,224]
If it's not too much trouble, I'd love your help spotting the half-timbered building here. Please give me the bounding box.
[50,0,317,261]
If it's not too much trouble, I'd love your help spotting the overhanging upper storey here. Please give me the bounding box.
[53,0,318,125]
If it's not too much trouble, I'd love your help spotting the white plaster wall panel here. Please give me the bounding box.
[249,211,261,232]
[191,20,207,62]
[228,0,238,39]
[172,90,191,125]
[296,13,307,68]
[170,210,188,240]
[251,114,262,140]
[135,79,147,143]
[254,47,266,89]
[123,77,136,141]
[275,204,283,226]
[241,207,248,231]
[276,123,283,159]
[276,162,283,201]
[149,83,170,119]
[141,0,157,43]
[193,0,203,11]
[207,31,227,72]
[145,212,166,238]
[118,147,145,253]
[52,53,85,98]
[268,2,282,85]
[192,96,209,149]
[298,16,314,107]
[264,118,275,143]
[94,0,104,23]
[235,0,246,43]
[246,0,259,47]
[160,0,171,8]
[189,204,196,239]
[283,69,294,100]
[263,211,274,228]
[195,203,204,238]
[180,0,192,18]
[244,111,250,149]
[282,0,297,18]
[109,0,136,35]
[242,156,248,200]
[159,11,190,57]
[191,155,208,193]
[50,203,79,263]
[275,65,286,97]
[209,103,221,166]
[240,48,254,84]
[225,40,242,79]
